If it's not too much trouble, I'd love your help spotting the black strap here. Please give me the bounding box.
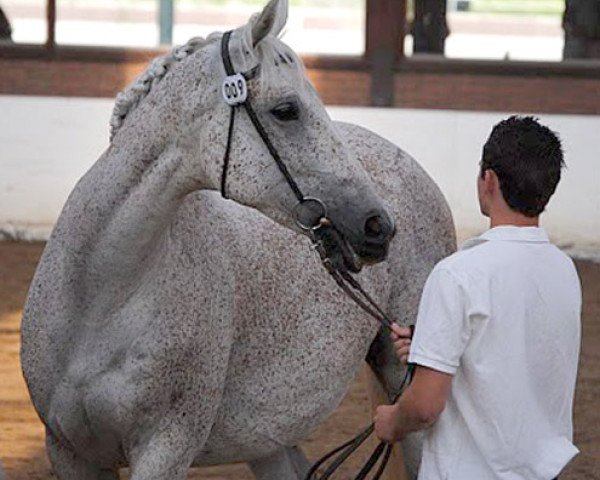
[242,100,305,202]
[354,441,387,480]
[220,30,236,198]
[369,444,393,480]
[221,107,236,198]
[221,30,235,76]
[304,354,415,480]
[305,425,373,480]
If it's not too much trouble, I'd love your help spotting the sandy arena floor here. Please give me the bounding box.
[1,241,599,479]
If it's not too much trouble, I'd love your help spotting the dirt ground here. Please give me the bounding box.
[1,241,599,479]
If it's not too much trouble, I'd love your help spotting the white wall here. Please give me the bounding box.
[1,95,599,257]
[329,108,600,257]
[0,96,112,238]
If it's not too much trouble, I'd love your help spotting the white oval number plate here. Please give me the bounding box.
[222,73,248,106]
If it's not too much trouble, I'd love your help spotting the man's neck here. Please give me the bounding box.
[490,212,540,228]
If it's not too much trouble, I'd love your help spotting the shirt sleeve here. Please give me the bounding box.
[408,267,471,375]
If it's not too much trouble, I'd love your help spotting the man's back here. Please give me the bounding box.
[410,226,581,480]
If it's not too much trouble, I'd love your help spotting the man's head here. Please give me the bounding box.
[477,116,564,219]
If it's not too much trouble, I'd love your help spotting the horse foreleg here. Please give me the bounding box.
[248,446,311,480]
[128,425,197,480]
[46,429,118,480]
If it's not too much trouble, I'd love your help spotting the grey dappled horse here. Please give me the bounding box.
[21,1,455,478]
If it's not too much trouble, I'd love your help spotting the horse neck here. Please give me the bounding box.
[64,102,214,288]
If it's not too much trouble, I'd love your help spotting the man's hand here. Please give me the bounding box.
[373,366,453,444]
[374,403,403,443]
[390,323,412,365]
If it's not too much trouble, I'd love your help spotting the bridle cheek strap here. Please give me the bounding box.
[220,30,305,203]
[220,107,236,199]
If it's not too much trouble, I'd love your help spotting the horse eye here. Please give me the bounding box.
[270,102,300,122]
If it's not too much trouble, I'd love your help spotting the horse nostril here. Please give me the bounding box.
[365,215,384,238]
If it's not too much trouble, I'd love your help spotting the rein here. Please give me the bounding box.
[219,31,414,480]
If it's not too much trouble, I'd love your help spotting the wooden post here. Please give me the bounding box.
[412,0,448,54]
[46,0,56,51]
[563,0,600,59]
[365,0,406,107]
[366,368,409,480]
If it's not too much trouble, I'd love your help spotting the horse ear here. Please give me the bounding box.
[251,0,288,47]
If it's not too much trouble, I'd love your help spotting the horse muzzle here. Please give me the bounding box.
[311,213,395,274]
[355,214,395,264]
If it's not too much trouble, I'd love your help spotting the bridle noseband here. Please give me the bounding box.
[219,30,414,480]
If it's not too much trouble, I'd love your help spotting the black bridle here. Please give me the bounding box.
[220,30,304,204]
[220,30,414,480]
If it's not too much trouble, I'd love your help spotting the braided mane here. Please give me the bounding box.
[109,22,303,143]
[109,33,219,142]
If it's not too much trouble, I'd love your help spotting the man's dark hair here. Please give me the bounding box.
[480,116,565,217]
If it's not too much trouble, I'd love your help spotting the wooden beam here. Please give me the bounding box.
[46,0,56,51]
[365,0,406,106]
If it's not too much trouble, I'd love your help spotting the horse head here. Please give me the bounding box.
[110,0,395,273]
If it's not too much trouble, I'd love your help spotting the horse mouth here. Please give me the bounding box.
[326,238,391,274]
[312,222,391,274]
[355,241,391,266]
[316,226,392,274]
[328,234,364,273]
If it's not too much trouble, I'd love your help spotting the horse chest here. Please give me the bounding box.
[192,210,389,460]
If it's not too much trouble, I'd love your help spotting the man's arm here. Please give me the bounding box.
[374,365,452,443]
[375,267,467,442]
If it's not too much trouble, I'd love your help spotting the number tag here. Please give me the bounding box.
[222,73,248,106]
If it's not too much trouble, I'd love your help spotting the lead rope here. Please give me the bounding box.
[303,366,414,480]
[304,224,416,480]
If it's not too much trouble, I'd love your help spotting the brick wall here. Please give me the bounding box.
[307,70,371,107]
[0,55,370,107]
[0,59,149,98]
[1,52,599,114]
[394,72,600,115]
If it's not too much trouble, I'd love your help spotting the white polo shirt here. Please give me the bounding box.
[408,226,581,480]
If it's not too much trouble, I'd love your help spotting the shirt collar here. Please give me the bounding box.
[460,226,550,251]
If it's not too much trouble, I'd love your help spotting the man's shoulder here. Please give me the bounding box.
[433,237,579,290]
[433,242,491,274]
[430,240,503,290]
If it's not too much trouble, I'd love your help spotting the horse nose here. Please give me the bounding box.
[364,215,395,242]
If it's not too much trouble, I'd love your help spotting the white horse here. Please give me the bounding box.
[21,1,455,478]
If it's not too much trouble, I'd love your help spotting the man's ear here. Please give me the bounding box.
[251,0,288,47]
[485,169,500,195]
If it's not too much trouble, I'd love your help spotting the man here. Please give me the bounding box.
[375,116,581,480]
